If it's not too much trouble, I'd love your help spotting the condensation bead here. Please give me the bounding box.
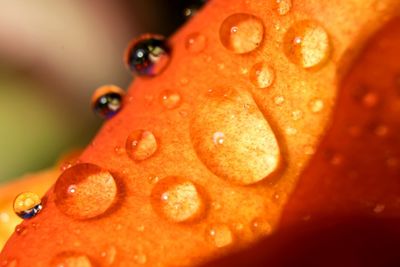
[13,192,42,219]
[126,130,158,162]
[250,62,275,89]
[91,85,125,119]
[54,163,118,220]
[220,13,264,54]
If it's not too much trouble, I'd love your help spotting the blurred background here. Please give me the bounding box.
[0,0,206,183]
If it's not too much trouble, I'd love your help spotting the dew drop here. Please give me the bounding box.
[251,218,272,236]
[15,225,27,236]
[125,34,170,77]
[284,20,331,69]
[219,13,264,54]
[185,33,207,53]
[151,177,205,223]
[291,110,303,121]
[160,90,182,109]
[250,62,275,89]
[91,85,125,119]
[54,163,117,220]
[126,130,158,162]
[51,252,93,267]
[275,0,292,15]
[206,224,234,248]
[191,88,281,185]
[13,192,42,219]
[309,98,325,113]
[100,245,117,265]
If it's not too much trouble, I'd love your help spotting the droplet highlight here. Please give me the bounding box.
[284,20,331,69]
[206,224,234,248]
[160,90,182,109]
[51,252,93,267]
[191,88,281,185]
[126,130,158,162]
[250,62,275,89]
[185,33,207,53]
[13,192,42,219]
[54,163,118,220]
[125,34,170,77]
[220,13,264,54]
[91,85,125,119]
[151,177,205,223]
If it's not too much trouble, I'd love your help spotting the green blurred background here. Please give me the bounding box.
[0,0,201,183]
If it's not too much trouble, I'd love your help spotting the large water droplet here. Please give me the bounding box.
[219,13,264,54]
[126,130,158,162]
[206,224,234,248]
[91,85,125,119]
[275,0,292,15]
[250,62,275,89]
[124,34,170,77]
[191,88,281,185]
[185,33,207,53]
[13,192,42,219]
[284,20,331,69]
[54,163,117,220]
[151,177,205,223]
[51,252,93,267]
[160,90,182,110]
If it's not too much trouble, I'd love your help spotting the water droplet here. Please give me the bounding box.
[185,33,207,53]
[291,110,303,121]
[13,192,42,219]
[219,13,264,54]
[91,85,125,119]
[274,96,285,105]
[206,224,234,248]
[160,90,182,109]
[362,92,379,108]
[133,253,147,265]
[15,225,27,236]
[250,62,275,89]
[125,34,170,77]
[54,163,117,220]
[373,204,385,214]
[284,20,331,69]
[147,175,160,184]
[191,88,281,185]
[126,130,158,162]
[100,245,117,265]
[183,0,208,20]
[309,98,325,113]
[51,252,93,267]
[151,177,205,223]
[251,218,272,236]
[275,0,292,15]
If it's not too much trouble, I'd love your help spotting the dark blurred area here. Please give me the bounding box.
[0,0,204,183]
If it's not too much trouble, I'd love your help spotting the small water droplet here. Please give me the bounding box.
[284,20,331,69]
[309,98,325,113]
[373,204,385,214]
[183,0,208,20]
[114,146,125,155]
[275,0,292,15]
[100,245,117,265]
[92,85,125,119]
[274,96,285,105]
[206,224,234,248]
[151,177,205,223]
[160,90,182,109]
[185,33,207,53]
[133,253,147,265]
[148,175,160,184]
[220,13,264,54]
[126,130,158,162]
[291,110,303,121]
[251,218,272,236]
[13,192,42,219]
[191,88,281,185]
[54,163,117,220]
[373,124,389,137]
[125,34,170,77]
[361,92,379,108]
[51,252,93,267]
[250,62,275,89]
[15,225,27,236]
